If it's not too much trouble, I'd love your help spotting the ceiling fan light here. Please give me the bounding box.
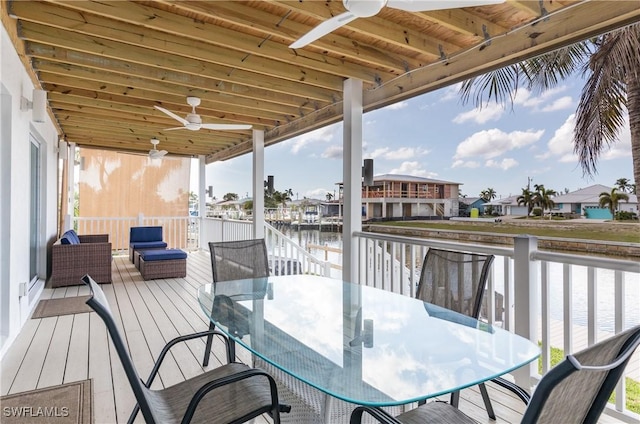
[345,0,387,17]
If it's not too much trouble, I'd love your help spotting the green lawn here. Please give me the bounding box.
[539,344,639,413]
[371,220,640,243]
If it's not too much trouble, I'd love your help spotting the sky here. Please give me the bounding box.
[192,73,633,202]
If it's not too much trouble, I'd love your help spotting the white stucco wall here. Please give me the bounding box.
[1,23,59,357]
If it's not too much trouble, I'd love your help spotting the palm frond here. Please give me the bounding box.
[574,24,640,176]
[523,43,593,93]
[458,65,524,109]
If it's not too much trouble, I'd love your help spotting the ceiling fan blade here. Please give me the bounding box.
[154,105,189,125]
[289,11,357,49]
[149,149,168,159]
[163,126,186,131]
[201,123,253,130]
[387,0,505,12]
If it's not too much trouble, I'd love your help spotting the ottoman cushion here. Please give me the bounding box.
[139,248,187,261]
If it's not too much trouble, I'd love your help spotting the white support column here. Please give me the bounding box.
[65,142,76,231]
[252,129,265,239]
[342,78,363,283]
[513,235,538,388]
[198,155,206,250]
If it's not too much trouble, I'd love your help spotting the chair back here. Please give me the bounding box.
[82,275,157,424]
[522,325,640,424]
[416,248,494,318]
[209,239,270,283]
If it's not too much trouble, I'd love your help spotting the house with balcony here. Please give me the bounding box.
[338,174,461,220]
[2,2,640,423]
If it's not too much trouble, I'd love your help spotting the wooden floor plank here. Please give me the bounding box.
[63,313,90,384]
[8,317,57,394]
[0,319,40,395]
[37,315,73,388]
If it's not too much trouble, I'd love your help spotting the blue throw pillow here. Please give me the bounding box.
[61,229,80,245]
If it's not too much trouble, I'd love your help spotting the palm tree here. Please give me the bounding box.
[480,188,496,202]
[517,188,535,217]
[533,185,557,218]
[615,177,633,193]
[326,192,334,201]
[459,24,640,188]
[599,188,629,219]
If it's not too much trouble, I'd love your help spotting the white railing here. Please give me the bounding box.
[354,230,640,422]
[73,214,198,254]
[198,217,332,277]
[69,215,639,421]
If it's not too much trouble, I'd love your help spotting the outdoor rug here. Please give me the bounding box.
[31,296,92,319]
[0,379,92,424]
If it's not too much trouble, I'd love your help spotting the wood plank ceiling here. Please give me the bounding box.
[3,0,640,163]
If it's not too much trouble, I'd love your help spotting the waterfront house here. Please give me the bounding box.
[485,195,528,216]
[551,184,638,219]
[2,2,640,422]
[338,174,461,220]
[458,196,488,216]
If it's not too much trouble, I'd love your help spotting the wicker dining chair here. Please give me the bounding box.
[203,239,270,366]
[350,324,640,424]
[82,274,286,424]
[416,248,496,418]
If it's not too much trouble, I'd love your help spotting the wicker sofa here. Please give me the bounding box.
[50,229,112,288]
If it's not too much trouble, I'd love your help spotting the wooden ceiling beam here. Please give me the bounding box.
[40,80,295,123]
[154,0,424,74]
[47,92,270,128]
[11,1,352,91]
[26,43,326,109]
[36,63,310,117]
[44,0,394,81]
[17,21,339,102]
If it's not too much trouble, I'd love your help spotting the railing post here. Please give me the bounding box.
[137,212,144,226]
[513,235,538,388]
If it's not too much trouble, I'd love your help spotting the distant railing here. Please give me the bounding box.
[73,214,198,254]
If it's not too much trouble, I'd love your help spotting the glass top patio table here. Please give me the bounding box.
[197,274,539,407]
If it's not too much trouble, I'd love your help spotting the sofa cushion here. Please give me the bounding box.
[130,241,168,250]
[129,226,163,243]
[139,248,187,261]
[60,229,80,245]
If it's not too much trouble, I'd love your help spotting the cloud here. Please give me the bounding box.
[383,101,409,110]
[320,145,343,159]
[452,160,480,169]
[305,187,334,199]
[537,114,576,161]
[367,146,429,160]
[514,86,572,112]
[486,158,518,170]
[452,102,505,124]
[388,161,438,178]
[540,96,574,112]
[438,83,463,102]
[453,128,544,160]
[283,125,336,154]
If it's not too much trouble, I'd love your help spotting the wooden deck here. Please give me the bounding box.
[0,251,629,423]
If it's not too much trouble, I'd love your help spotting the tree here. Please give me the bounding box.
[223,192,238,202]
[599,188,629,219]
[326,192,334,201]
[459,24,640,188]
[533,184,557,218]
[480,188,496,202]
[615,178,633,193]
[517,188,535,217]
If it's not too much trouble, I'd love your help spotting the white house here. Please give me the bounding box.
[552,184,638,219]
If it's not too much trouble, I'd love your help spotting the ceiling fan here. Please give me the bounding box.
[289,0,506,49]
[148,138,168,159]
[154,96,252,131]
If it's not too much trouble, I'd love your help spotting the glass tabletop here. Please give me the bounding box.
[198,275,539,407]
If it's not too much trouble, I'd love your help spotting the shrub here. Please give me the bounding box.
[532,207,543,217]
[615,211,638,221]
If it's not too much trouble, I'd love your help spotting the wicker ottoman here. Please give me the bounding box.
[138,249,187,280]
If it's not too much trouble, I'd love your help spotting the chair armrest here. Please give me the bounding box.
[491,376,531,405]
[142,330,234,388]
[79,234,109,243]
[350,406,401,424]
